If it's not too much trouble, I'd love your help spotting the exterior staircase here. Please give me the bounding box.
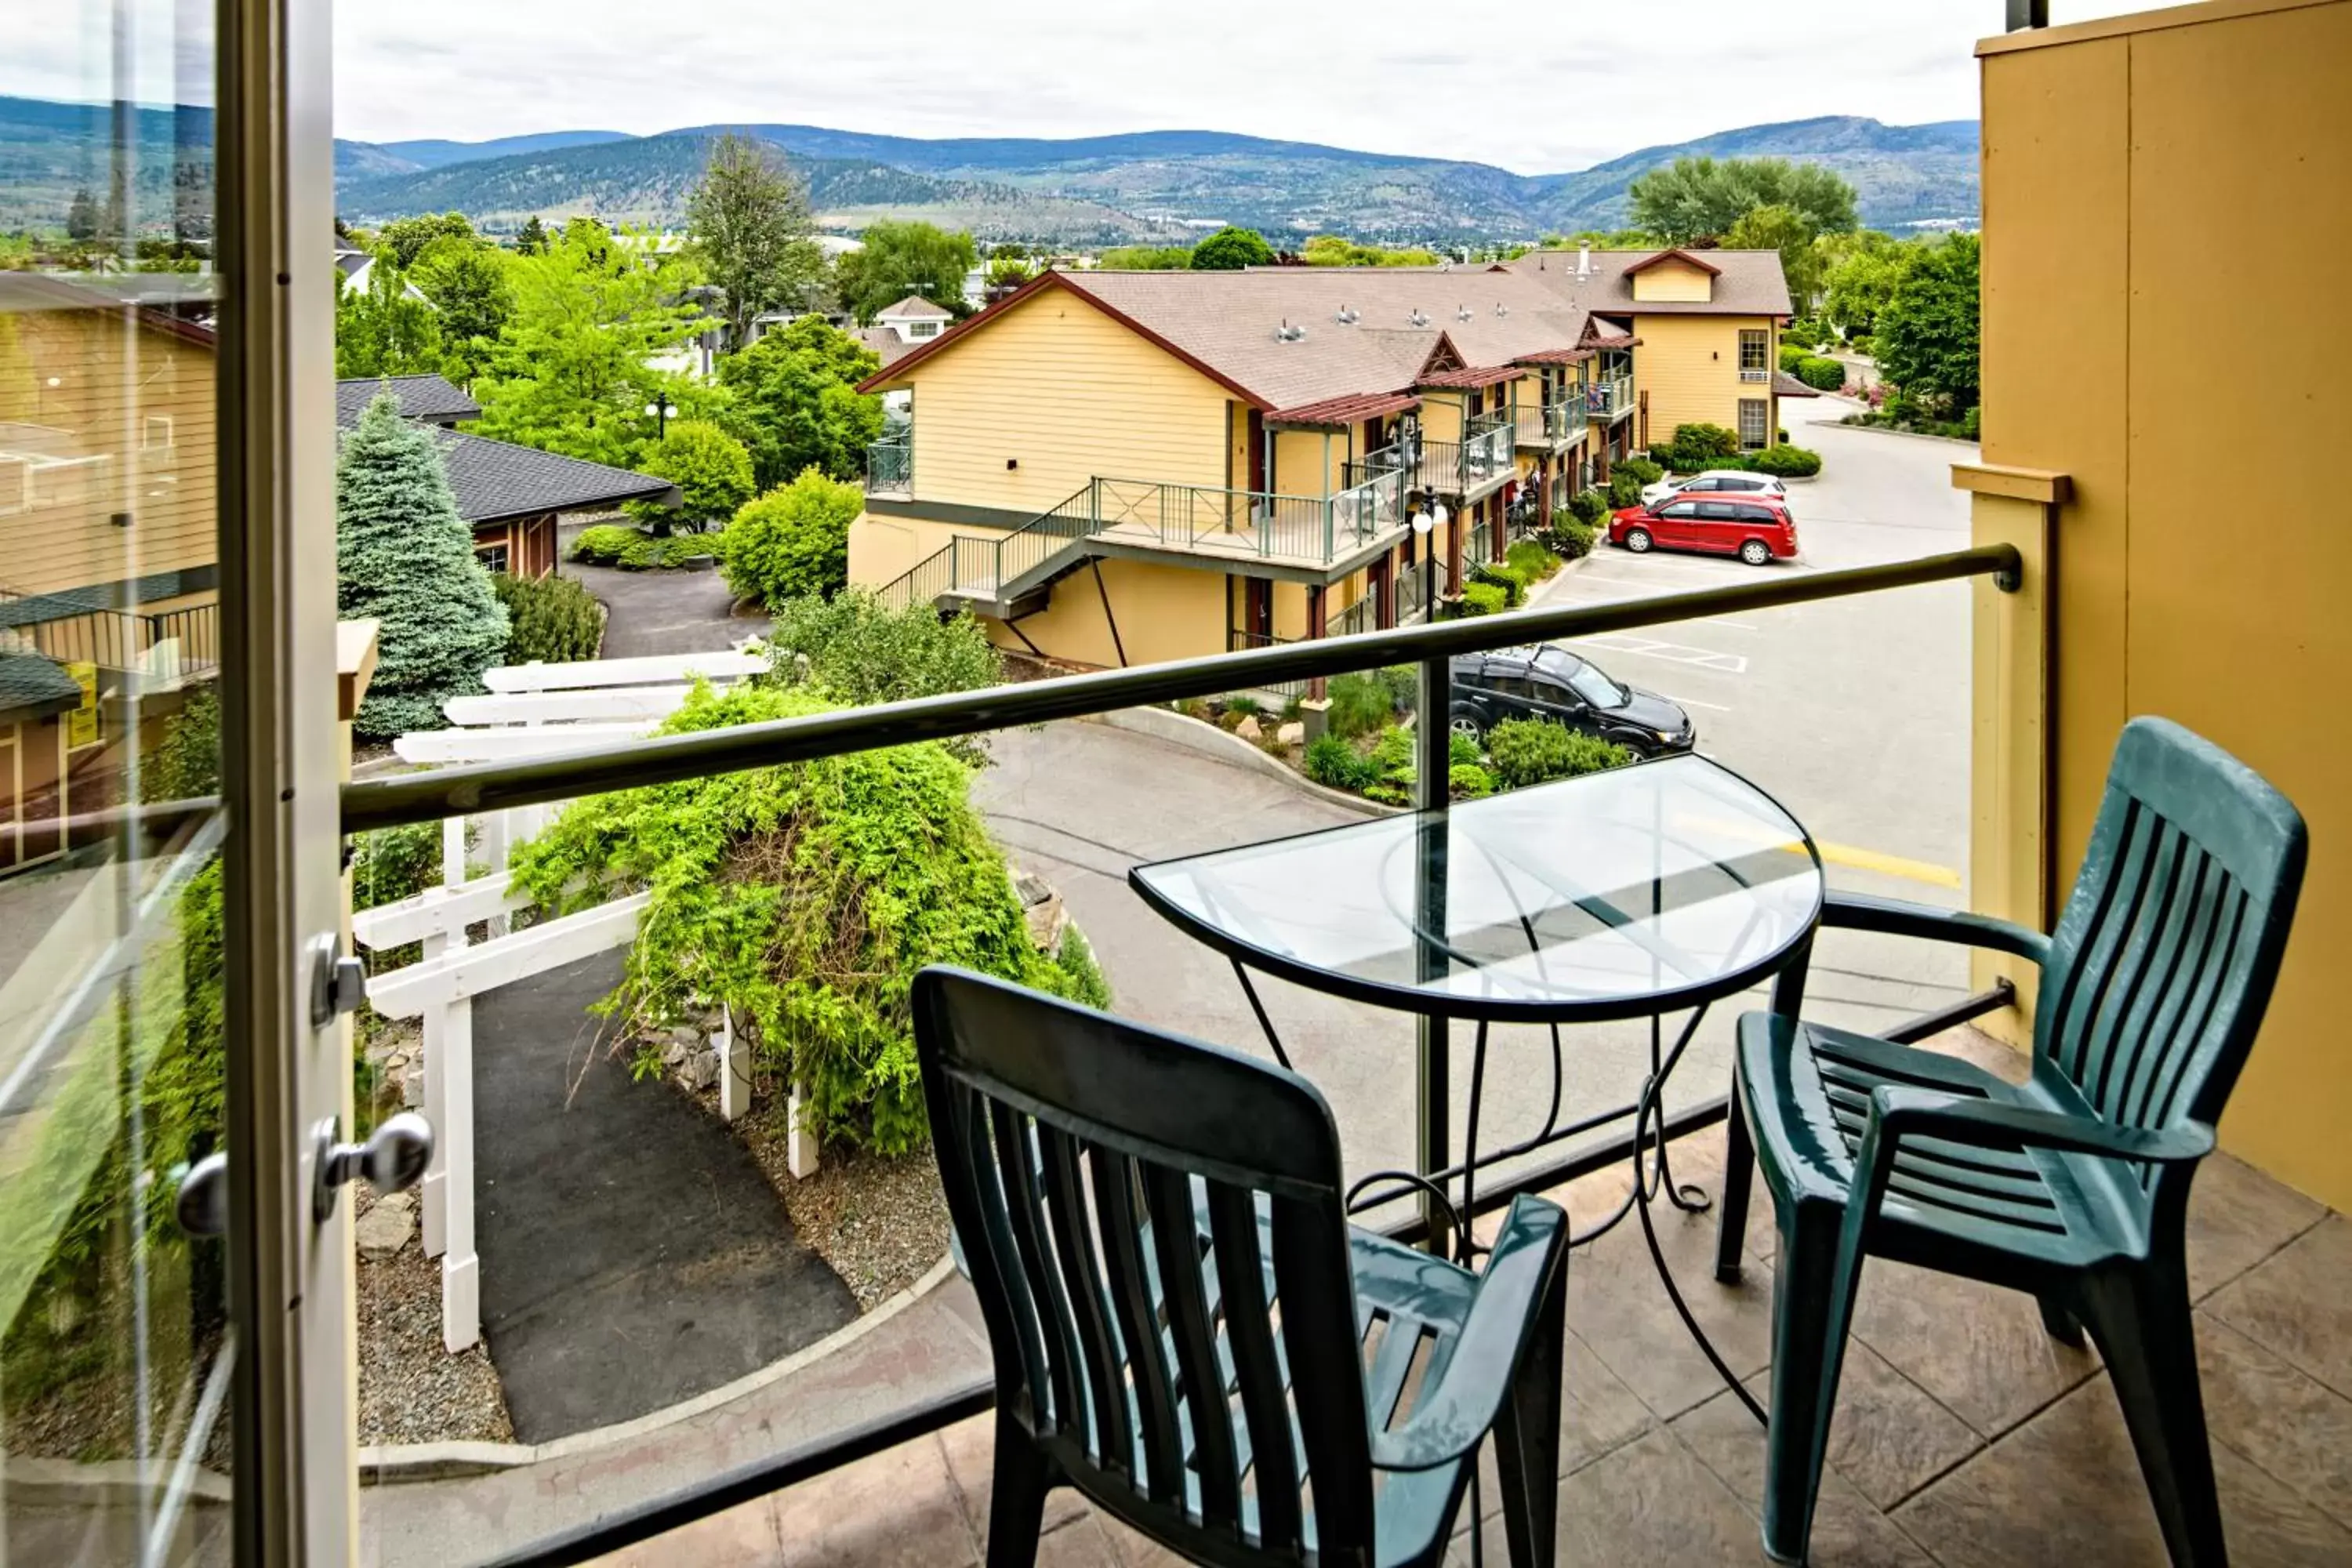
[873,483,1102,619]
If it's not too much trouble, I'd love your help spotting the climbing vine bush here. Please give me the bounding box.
[509,682,1092,1153]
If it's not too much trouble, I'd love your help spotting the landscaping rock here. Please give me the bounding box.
[1013,870,1053,909]
[1235,715,1263,742]
[401,1073,423,1109]
[669,1023,702,1051]
[679,1048,720,1091]
[662,1038,691,1067]
[1277,721,1305,746]
[355,1190,415,1255]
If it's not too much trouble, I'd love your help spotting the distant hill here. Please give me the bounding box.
[0,93,1979,242]
[332,132,1185,242]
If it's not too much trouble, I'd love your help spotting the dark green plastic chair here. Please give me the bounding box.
[913,967,1571,1568]
[1717,717,2307,1566]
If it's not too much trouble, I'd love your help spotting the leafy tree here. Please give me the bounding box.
[375,212,476,270]
[468,217,706,466]
[408,234,514,384]
[1819,230,1911,339]
[65,189,100,242]
[140,686,220,802]
[985,256,1036,292]
[833,221,978,323]
[1189,226,1276,270]
[1541,229,1660,249]
[1875,233,1980,415]
[1301,235,1442,267]
[761,590,1003,764]
[334,258,442,379]
[1096,245,1192,270]
[335,395,509,738]
[514,215,548,255]
[685,132,826,350]
[718,468,862,605]
[1723,204,1825,310]
[508,681,1097,1153]
[713,314,884,488]
[630,419,755,532]
[1628,157,1857,245]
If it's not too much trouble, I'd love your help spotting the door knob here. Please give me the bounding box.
[312,1112,434,1223]
[175,1152,229,1237]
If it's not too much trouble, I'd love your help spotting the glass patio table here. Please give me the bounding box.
[1130,752,1825,1418]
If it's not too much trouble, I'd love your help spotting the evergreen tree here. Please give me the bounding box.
[336,395,510,738]
[515,215,548,255]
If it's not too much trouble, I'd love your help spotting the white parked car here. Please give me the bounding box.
[1639,469,1789,507]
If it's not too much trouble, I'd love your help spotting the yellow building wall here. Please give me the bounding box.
[1630,259,1715,303]
[1272,428,1346,498]
[1632,314,1777,448]
[1976,0,2352,1206]
[1010,556,1229,670]
[879,287,1233,515]
[0,307,217,597]
[848,510,964,591]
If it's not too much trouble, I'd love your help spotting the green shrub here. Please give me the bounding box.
[1962,405,1981,441]
[1670,423,1741,461]
[1504,538,1562,582]
[1617,456,1665,486]
[1567,488,1609,525]
[509,682,1080,1155]
[1472,562,1527,608]
[1455,581,1509,617]
[1449,729,1483,768]
[1797,355,1848,392]
[1304,732,1377,791]
[1539,517,1597,560]
[761,590,1002,764]
[1449,763,1494,800]
[1359,727,1418,804]
[493,572,605,664]
[1751,444,1824,478]
[1778,343,1812,375]
[1606,472,1645,510]
[1485,718,1636,790]
[718,468,862,607]
[350,820,452,971]
[627,419,754,533]
[1376,664,1419,716]
[1327,670,1399,739]
[1787,318,1834,350]
[569,524,714,571]
[1222,694,1262,719]
[1052,924,1113,1011]
[141,685,220,802]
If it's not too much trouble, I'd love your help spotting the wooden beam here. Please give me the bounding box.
[364,892,651,1016]
[1951,463,2073,506]
[481,650,763,692]
[393,721,655,765]
[442,685,694,727]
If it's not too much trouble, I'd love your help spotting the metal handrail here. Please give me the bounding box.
[342,544,2021,832]
[865,437,912,496]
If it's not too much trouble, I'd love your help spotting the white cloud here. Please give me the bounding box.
[321,0,2008,170]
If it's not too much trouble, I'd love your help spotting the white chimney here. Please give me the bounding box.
[1577,244,1592,277]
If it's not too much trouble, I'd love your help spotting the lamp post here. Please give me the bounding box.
[644,393,676,441]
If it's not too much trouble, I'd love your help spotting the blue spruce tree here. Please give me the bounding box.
[336,394,510,738]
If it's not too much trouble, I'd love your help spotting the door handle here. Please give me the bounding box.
[175,1152,229,1237]
[312,1112,434,1223]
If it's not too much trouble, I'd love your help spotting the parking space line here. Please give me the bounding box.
[1657,692,1730,712]
[1577,633,1748,674]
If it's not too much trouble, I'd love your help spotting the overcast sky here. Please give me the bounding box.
[15,2,2161,172]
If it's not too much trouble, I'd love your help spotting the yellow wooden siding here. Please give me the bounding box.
[1008,557,1227,669]
[1418,394,1466,443]
[891,289,1232,516]
[1272,429,1346,497]
[1976,0,2352,1205]
[1632,314,1776,446]
[0,313,216,599]
[1630,259,1715,303]
[848,510,965,591]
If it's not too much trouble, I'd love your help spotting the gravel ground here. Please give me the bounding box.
[354,1186,515,1448]
[733,1099,950,1312]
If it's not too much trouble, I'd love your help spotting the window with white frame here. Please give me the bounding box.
[1739,329,1769,382]
[908,321,940,338]
[1738,398,1770,450]
[143,415,174,448]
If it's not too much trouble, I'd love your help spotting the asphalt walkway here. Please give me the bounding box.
[471,949,855,1442]
[563,557,770,659]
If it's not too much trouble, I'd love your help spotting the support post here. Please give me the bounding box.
[1305,583,1328,702]
[1414,654,1453,1251]
[417,917,449,1259]
[787,1081,820,1179]
[719,1003,750,1123]
[1955,463,2063,1049]
[441,998,481,1352]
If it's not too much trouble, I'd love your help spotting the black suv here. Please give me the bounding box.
[1449,644,1697,756]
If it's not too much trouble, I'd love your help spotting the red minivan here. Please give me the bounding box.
[1608,492,1800,565]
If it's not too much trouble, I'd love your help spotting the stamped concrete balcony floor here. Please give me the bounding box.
[586,1029,2352,1568]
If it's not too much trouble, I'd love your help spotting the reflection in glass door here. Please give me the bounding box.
[2,0,351,1561]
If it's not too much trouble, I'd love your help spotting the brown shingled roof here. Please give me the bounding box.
[1502,249,1793,320]
[1265,390,1423,426]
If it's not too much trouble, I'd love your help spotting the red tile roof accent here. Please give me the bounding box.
[1416,365,1527,389]
[1265,390,1423,426]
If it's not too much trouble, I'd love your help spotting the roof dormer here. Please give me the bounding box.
[1624,249,1721,304]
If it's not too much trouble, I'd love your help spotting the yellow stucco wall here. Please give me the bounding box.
[879,286,1233,514]
[1272,428,1348,497]
[1630,258,1715,304]
[1632,314,1778,449]
[1976,0,2352,1206]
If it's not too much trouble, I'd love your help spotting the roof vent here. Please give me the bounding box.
[1407,308,1428,328]
[1275,319,1307,343]
[1457,305,1474,322]
[1494,303,1508,318]
[1334,304,1359,325]
[1577,244,1592,277]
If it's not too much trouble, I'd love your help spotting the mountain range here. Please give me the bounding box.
[0,93,1979,245]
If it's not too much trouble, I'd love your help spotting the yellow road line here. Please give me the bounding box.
[1811,840,1963,890]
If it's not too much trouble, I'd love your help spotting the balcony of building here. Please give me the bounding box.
[1516,396,1588,452]
[0,591,220,685]
[1587,373,1634,425]
[866,434,913,499]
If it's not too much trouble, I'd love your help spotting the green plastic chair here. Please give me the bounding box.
[913,967,1572,1568]
[1716,717,2307,1566]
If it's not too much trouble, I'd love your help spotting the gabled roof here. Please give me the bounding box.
[1624,247,1723,278]
[853,326,916,368]
[874,294,952,321]
[1503,249,1793,320]
[336,374,482,429]
[421,429,680,525]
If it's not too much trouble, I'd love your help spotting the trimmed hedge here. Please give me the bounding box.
[493,572,605,664]
[1606,472,1645,509]
[1455,581,1509,617]
[1795,355,1848,392]
[1778,343,1812,375]
[1486,718,1635,790]
[1539,517,1597,560]
[1616,456,1665,486]
[1565,488,1609,526]
[569,524,717,571]
[1504,538,1562,581]
[1751,444,1824,478]
[1471,561,1528,608]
